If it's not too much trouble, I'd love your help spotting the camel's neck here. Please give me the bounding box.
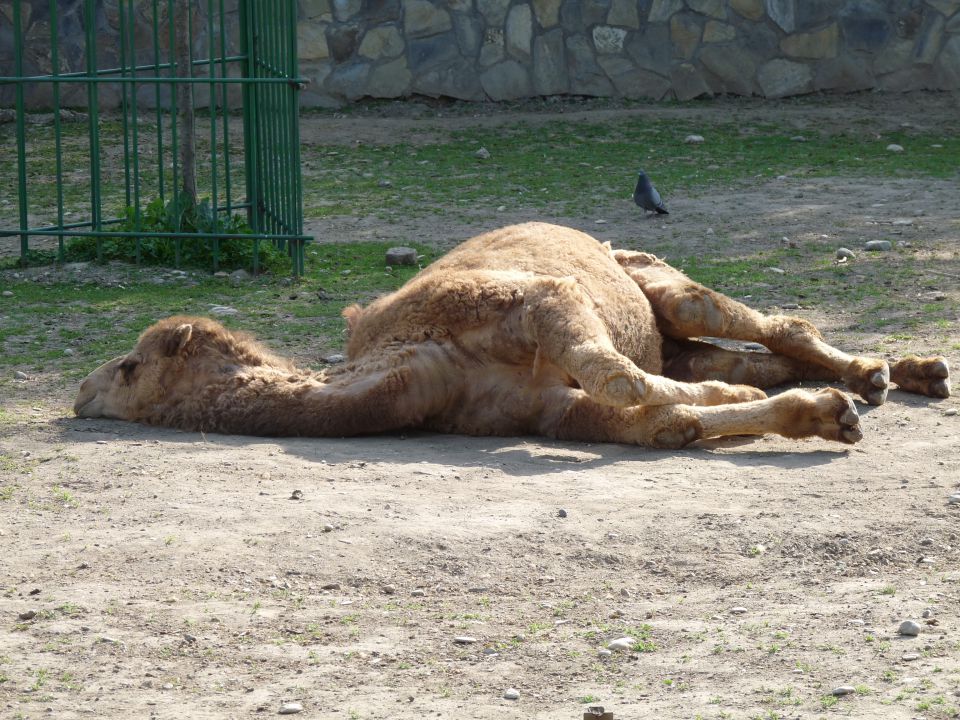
[147,363,392,438]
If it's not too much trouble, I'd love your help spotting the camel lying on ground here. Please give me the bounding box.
[74,223,951,448]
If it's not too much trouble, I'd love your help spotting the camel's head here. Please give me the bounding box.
[74,316,290,422]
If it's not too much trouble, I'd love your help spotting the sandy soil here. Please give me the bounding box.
[2,94,960,720]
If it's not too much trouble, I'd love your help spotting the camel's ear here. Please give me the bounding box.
[165,323,194,356]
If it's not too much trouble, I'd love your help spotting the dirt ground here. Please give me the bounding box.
[3,94,960,720]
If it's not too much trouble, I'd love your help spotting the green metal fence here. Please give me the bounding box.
[0,0,310,275]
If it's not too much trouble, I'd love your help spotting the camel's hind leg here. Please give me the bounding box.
[537,384,862,448]
[613,250,893,405]
[519,276,766,408]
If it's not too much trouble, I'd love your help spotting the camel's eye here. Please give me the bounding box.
[118,358,140,380]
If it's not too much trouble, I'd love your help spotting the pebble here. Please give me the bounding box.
[607,636,635,652]
[411,589,426,597]
[767,267,785,274]
[323,353,345,364]
[322,524,335,532]
[496,205,506,212]
[209,305,239,316]
[730,606,748,614]
[377,179,392,187]
[474,147,491,159]
[948,495,960,505]
[557,508,568,518]
[14,370,28,380]
[598,648,612,659]
[278,702,304,714]
[503,688,520,700]
[1,290,12,297]
[781,303,800,310]
[382,584,396,595]
[832,686,856,696]
[902,653,920,661]
[162,683,174,690]
[886,143,904,152]
[684,134,705,144]
[864,240,892,251]
[289,489,304,500]
[18,610,36,620]
[385,247,417,266]
[321,582,341,591]
[836,247,856,259]
[63,348,75,356]
[898,620,922,636]
[790,135,807,142]
[923,608,935,618]
[453,636,478,644]
[944,408,957,417]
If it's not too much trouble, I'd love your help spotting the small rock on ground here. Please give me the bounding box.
[864,240,892,251]
[607,637,635,651]
[836,247,856,259]
[453,636,478,644]
[503,688,520,700]
[684,134,705,144]
[832,686,856,696]
[385,247,418,266]
[898,620,921,636]
[886,143,904,152]
[279,702,304,714]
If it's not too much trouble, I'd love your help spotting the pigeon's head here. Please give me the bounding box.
[635,170,651,188]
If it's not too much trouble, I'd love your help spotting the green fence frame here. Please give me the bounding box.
[0,0,310,276]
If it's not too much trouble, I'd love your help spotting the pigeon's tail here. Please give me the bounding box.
[655,206,669,215]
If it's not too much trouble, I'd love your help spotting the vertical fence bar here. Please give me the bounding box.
[168,0,181,266]
[128,0,143,264]
[13,0,30,263]
[84,0,103,262]
[218,0,232,215]
[288,0,304,275]
[240,0,261,273]
[118,0,132,209]
[152,0,166,203]
[207,0,220,272]
[50,0,66,262]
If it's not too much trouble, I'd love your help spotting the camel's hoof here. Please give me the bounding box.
[596,372,646,407]
[652,424,699,449]
[834,391,862,444]
[891,356,951,398]
[843,360,890,406]
[807,388,862,444]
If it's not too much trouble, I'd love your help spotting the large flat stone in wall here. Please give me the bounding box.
[478,0,511,26]
[327,62,371,100]
[365,0,401,23]
[359,25,405,59]
[409,33,460,72]
[582,0,612,26]
[840,1,891,52]
[532,0,562,28]
[454,14,483,57]
[302,0,332,19]
[405,0,453,38]
[814,55,875,92]
[730,0,763,20]
[299,21,330,60]
[670,62,712,99]
[703,20,736,43]
[649,0,683,23]
[670,13,702,59]
[480,59,532,99]
[506,4,533,59]
[926,0,960,17]
[780,23,838,59]
[765,0,795,33]
[757,58,813,97]
[687,0,726,19]
[533,28,569,94]
[699,43,756,94]
[625,23,671,74]
[416,58,485,99]
[332,0,361,21]
[365,56,412,96]
[913,13,945,65]
[593,25,627,53]
[794,0,836,30]
[598,55,672,98]
[566,33,614,95]
[874,39,913,75]
[934,35,960,88]
[327,23,360,61]
[607,0,640,28]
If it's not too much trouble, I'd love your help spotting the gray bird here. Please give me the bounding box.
[633,170,668,215]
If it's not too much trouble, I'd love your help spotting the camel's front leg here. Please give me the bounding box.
[537,385,862,449]
[520,277,766,408]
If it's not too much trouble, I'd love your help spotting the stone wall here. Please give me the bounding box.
[3,0,960,108]
[299,0,960,105]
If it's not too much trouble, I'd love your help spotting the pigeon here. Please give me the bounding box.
[633,170,668,215]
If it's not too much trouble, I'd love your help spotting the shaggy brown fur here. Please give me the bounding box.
[74,223,951,448]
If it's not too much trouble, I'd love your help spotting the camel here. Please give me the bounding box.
[74,223,951,449]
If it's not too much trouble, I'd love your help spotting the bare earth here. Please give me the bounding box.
[3,95,960,720]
